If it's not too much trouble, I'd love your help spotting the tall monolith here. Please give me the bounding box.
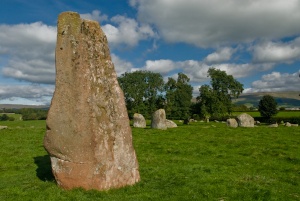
[44,12,140,190]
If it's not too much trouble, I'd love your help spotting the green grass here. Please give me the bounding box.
[0,121,299,200]
[233,111,300,118]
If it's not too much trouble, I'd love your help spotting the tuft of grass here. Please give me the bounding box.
[0,120,299,200]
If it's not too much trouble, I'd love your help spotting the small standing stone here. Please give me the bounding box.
[285,122,291,127]
[165,119,177,128]
[226,118,238,128]
[133,113,146,128]
[268,123,278,127]
[236,113,254,127]
[151,109,167,130]
[0,125,8,130]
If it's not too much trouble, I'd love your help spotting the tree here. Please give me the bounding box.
[0,114,9,121]
[118,70,164,118]
[258,95,278,121]
[197,68,244,118]
[165,73,193,119]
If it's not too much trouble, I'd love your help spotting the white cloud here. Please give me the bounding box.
[245,71,300,92]
[143,59,176,75]
[0,22,56,84]
[80,10,108,22]
[111,54,133,76]
[252,37,300,63]
[133,0,300,47]
[140,59,271,83]
[204,47,235,64]
[0,84,54,105]
[102,15,156,48]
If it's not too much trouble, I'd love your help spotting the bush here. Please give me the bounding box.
[258,95,278,120]
[0,114,9,121]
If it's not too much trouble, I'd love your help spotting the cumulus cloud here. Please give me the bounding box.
[204,47,235,64]
[143,59,176,75]
[102,15,156,48]
[0,84,54,105]
[111,53,133,76]
[133,0,300,47]
[0,22,56,84]
[140,58,273,83]
[245,71,300,92]
[252,37,300,63]
[80,10,108,22]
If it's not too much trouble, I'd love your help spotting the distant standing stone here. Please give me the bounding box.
[151,109,167,130]
[133,113,146,128]
[268,123,278,127]
[165,119,177,128]
[236,113,254,127]
[285,122,292,127]
[0,125,8,130]
[226,118,238,128]
[44,12,140,191]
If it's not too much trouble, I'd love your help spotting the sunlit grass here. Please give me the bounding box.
[233,111,300,118]
[0,120,299,200]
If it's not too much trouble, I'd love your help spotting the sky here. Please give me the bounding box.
[0,0,300,105]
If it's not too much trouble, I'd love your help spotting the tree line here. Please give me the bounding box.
[0,108,48,121]
[1,68,280,122]
[118,68,245,120]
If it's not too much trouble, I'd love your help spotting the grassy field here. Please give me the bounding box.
[232,111,300,118]
[0,120,299,200]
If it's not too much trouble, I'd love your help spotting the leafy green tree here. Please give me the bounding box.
[258,95,278,120]
[165,73,193,119]
[197,68,244,118]
[118,70,164,118]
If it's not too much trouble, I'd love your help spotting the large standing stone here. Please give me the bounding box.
[226,118,238,128]
[151,109,167,130]
[236,113,254,127]
[44,12,140,190]
[133,113,146,128]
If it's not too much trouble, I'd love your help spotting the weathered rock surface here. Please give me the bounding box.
[236,113,254,127]
[165,119,177,128]
[133,113,146,128]
[151,109,167,130]
[226,118,238,128]
[44,12,140,190]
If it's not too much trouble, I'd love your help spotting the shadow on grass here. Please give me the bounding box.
[34,155,55,181]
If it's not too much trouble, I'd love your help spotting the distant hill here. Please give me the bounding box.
[0,104,49,109]
[1,91,300,109]
[233,91,300,108]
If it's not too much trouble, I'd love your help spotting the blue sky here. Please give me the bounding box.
[0,0,300,105]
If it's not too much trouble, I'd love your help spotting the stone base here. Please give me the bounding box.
[50,157,140,190]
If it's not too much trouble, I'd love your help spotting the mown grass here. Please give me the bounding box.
[233,111,300,118]
[0,120,299,200]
